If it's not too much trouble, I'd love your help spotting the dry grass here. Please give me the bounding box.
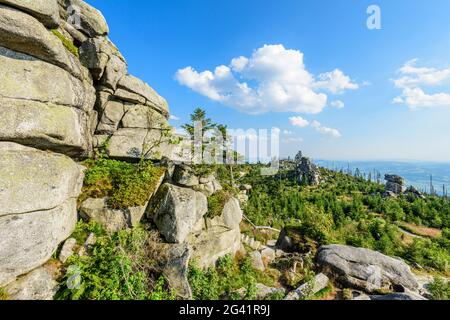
[400,222,442,239]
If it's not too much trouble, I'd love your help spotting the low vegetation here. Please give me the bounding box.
[188,255,278,300]
[80,158,165,209]
[206,190,232,218]
[0,287,8,300]
[56,221,175,300]
[428,277,450,300]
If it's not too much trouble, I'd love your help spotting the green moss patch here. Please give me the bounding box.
[51,29,79,57]
[80,159,165,209]
[207,190,232,219]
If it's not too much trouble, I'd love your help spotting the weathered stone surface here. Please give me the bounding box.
[122,104,168,129]
[152,242,192,299]
[285,273,329,300]
[385,174,405,195]
[59,238,77,263]
[172,165,199,187]
[261,247,276,265]
[79,197,147,233]
[0,143,84,216]
[250,251,265,271]
[150,184,207,243]
[220,197,243,230]
[317,245,419,293]
[4,267,58,300]
[96,99,124,134]
[79,36,125,87]
[0,5,83,79]
[0,47,87,110]
[189,227,241,269]
[0,99,90,156]
[106,128,173,161]
[0,0,59,28]
[0,199,77,286]
[63,0,109,37]
[118,75,169,117]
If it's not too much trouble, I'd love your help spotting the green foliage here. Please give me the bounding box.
[51,29,79,57]
[0,287,8,300]
[81,159,165,209]
[188,255,278,300]
[149,276,177,300]
[56,223,174,300]
[428,277,450,300]
[207,190,232,219]
[242,166,450,273]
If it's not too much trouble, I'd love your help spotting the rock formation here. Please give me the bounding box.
[0,0,175,292]
[294,151,321,186]
[317,244,419,293]
[384,174,405,196]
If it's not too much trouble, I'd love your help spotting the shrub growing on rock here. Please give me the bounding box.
[81,159,165,209]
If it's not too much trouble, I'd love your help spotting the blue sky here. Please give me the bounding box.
[88,0,450,161]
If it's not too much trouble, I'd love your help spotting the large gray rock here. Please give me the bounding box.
[172,164,199,187]
[63,0,109,37]
[151,242,192,299]
[79,197,147,233]
[0,47,90,111]
[317,245,419,293]
[4,267,58,300]
[370,292,427,301]
[187,196,243,268]
[0,143,84,216]
[189,227,241,269]
[117,75,169,117]
[0,199,78,286]
[0,0,59,28]
[0,4,83,79]
[0,98,90,156]
[0,143,82,286]
[150,184,207,243]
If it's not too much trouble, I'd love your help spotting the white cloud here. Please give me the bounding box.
[176,44,358,115]
[393,59,450,108]
[169,114,180,121]
[314,69,359,94]
[283,130,293,135]
[311,121,342,138]
[289,116,310,128]
[330,100,345,109]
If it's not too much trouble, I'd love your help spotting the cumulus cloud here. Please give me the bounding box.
[393,59,450,108]
[313,69,359,94]
[311,121,342,138]
[289,116,310,128]
[176,44,358,115]
[169,114,180,121]
[330,100,345,109]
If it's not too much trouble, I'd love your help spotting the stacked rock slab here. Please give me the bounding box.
[294,151,320,186]
[0,0,173,295]
[385,174,405,195]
